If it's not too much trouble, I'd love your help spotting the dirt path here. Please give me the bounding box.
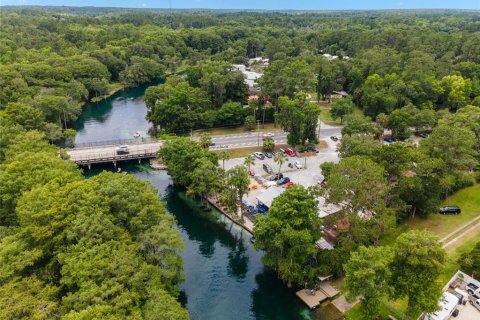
[441,215,480,249]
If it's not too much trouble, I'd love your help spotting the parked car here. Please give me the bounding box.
[263,163,273,174]
[317,178,327,187]
[254,152,265,160]
[277,177,290,185]
[419,133,429,138]
[262,133,275,140]
[279,148,286,156]
[116,145,130,155]
[288,163,293,168]
[285,148,295,157]
[383,137,395,143]
[294,160,303,169]
[467,283,480,298]
[284,181,295,188]
[264,152,273,158]
[249,169,255,177]
[469,296,480,312]
[330,136,338,142]
[438,206,461,215]
[268,173,283,181]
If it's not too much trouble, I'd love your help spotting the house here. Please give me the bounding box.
[331,91,349,99]
[323,53,338,61]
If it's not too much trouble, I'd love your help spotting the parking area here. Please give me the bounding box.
[222,138,340,189]
[456,301,479,320]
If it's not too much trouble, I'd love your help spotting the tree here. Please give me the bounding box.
[345,246,393,319]
[421,125,477,172]
[457,241,480,277]
[330,98,354,124]
[263,137,275,152]
[254,186,321,286]
[389,230,446,320]
[219,150,230,170]
[439,75,472,110]
[244,115,256,130]
[277,93,319,147]
[226,165,250,219]
[199,133,212,149]
[158,138,218,187]
[274,152,287,175]
[244,155,255,171]
[341,114,381,138]
[387,105,416,140]
[187,157,224,205]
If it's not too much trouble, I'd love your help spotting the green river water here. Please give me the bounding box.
[75,87,341,320]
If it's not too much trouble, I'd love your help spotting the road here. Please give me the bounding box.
[66,121,343,163]
[209,122,342,148]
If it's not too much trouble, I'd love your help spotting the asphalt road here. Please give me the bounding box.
[66,121,343,162]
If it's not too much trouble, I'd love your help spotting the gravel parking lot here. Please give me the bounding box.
[222,138,341,188]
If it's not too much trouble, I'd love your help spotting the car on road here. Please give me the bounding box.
[467,283,480,298]
[264,152,273,158]
[330,136,338,142]
[249,169,255,177]
[254,152,265,160]
[263,163,273,174]
[384,137,395,143]
[294,160,303,169]
[277,177,290,186]
[116,145,130,155]
[438,206,461,215]
[285,148,295,157]
[262,133,275,140]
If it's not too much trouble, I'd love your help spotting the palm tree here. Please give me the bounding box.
[244,155,255,171]
[274,153,286,175]
[219,150,230,170]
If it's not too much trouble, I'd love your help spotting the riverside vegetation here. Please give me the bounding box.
[1,7,480,320]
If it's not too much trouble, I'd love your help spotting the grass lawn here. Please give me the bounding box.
[381,184,480,246]
[193,123,280,137]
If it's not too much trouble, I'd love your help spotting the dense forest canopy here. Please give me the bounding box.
[0,7,480,319]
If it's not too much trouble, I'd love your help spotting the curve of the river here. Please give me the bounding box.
[75,85,340,320]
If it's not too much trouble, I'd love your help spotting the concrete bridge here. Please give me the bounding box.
[67,142,162,169]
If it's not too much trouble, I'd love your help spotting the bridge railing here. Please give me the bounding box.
[70,148,160,163]
[74,136,158,148]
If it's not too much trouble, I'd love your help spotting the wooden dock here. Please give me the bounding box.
[296,289,328,309]
[296,282,339,309]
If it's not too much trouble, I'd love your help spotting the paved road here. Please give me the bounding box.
[210,122,342,148]
[66,121,342,163]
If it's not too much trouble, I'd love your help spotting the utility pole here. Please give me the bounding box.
[317,119,321,140]
[257,120,261,146]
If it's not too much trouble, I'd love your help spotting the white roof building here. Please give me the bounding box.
[256,187,285,208]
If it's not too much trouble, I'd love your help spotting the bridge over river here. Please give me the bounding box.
[66,124,341,168]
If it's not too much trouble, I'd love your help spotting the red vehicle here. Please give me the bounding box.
[285,148,295,157]
[249,169,255,177]
[284,181,295,188]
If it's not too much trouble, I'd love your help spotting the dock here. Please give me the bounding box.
[296,282,339,309]
[296,289,328,309]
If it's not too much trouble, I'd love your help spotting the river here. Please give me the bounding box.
[75,86,340,320]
